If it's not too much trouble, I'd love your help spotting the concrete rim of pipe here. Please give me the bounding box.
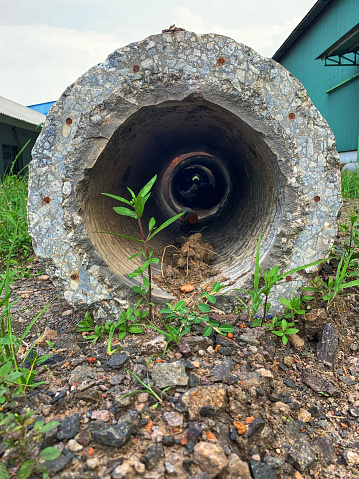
[28,31,341,316]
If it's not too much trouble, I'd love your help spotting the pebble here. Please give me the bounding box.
[140,444,162,470]
[57,414,80,440]
[193,442,228,478]
[343,450,359,466]
[163,411,183,427]
[182,385,227,420]
[164,461,177,474]
[91,410,111,422]
[66,439,83,452]
[297,409,311,423]
[137,392,149,403]
[151,361,189,388]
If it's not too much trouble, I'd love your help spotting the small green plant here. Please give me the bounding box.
[263,317,299,345]
[77,307,145,354]
[0,408,60,479]
[279,294,308,319]
[155,282,234,355]
[100,175,184,320]
[233,235,327,326]
[303,249,359,307]
[341,168,359,199]
[121,354,171,409]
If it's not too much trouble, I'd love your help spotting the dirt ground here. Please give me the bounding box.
[2,200,359,478]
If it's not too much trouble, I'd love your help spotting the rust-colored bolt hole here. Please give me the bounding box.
[70,272,79,281]
[216,57,226,66]
[66,118,72,125]
[285,275,292,282]
[288,113,295,120]
[133,65,140,73]
[314,196,320,202]
[41,196,51,205]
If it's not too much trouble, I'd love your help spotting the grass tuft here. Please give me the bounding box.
[341,169,359,199]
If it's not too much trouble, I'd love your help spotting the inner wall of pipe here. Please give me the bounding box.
[82,99,284,294]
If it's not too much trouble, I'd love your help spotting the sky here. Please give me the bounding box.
[0,0,317,106]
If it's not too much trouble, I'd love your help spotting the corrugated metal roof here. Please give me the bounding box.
[0,96,46,126]
[272,0,334,61]
[316,22,359,59]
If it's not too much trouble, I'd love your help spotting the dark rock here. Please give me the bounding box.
[269,392,282,402]
[91,421,132,448]
[308,405,320,417]
[249,461,276,479]
[110,373,125,386]
[187,422,203,441]
[200,405,217,417]
[118,409,139,434]
[189,374,199,388]
[75,388,102,402]
[339,376,356,386]
[50,389,67,404]
[247,417,265,440]
[223,373,239,385]
[216,335,240,349]
[140,444,162,470]
[219,347,233,356]
[316,323,338,367]
[57,413,80,440]
[179,338,192,357]
[42,424,59,447]
[42,353,66,366]
[283,377,297,389]
[186,440,196,453]
[184,359,195,370]
[45,450,74,475]
[68,365,96,385]
[313,435,335,466]
[106,353,130,370]
[302,371,340,397]
[287,435,317,471]
[208,358,233,381]
[162,435,175,447]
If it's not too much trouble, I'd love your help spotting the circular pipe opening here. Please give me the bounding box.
[81,98,284,296]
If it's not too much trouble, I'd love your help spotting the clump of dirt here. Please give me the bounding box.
[154,232,220,294]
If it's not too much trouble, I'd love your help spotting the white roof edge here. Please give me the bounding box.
[0,96,46,126]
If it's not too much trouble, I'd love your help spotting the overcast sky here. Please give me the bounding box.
[1,0,316,106]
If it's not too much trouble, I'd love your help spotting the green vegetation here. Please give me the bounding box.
[341,168,359,199]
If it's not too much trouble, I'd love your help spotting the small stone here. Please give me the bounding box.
[249,461,276,479]
[247,417,265,440]
[200,405,216,417]
[62,309,73,317]
[198,349,205,356]
[236,372,264,389]
[186,440,195,453]
[287,436,317,472]
[193,442,228,478]
[188,422,203,441]
[207,346,215,354]
[162,435,175,447]
[112,462,133,478]
[316,323,338,367]
[151,361,188,388]
[163,411,183,427]
[87,457,99,470]
[140,444,162,470]
[106,353,130,370]
[343,450,359,466]
[178,338,191,357]
[57,414,80,440]
[313,435,335,466]
[302,371,340,397]
[165,461,176,474]
[225,454,251,479]
[239,334,259,345]
[137,392,149,403]
[91,421,132,448]
[189,374,199,388]
[91,410,111,422]
[209,358,232,381]
[297,409,311,423]
[283,356,293,367]
[39,275,50,281]
[44,450,74,476]
[257,368,273,378]
[110,373,125,385]
[75,429,92,447]
[340,376,356,386]
[182,385,227,420]
[42,405,52,417]
[68,365,95,385]
[251,454,261,461]
[283,377,297,389]
[66,439,83,452]
[263,456,284,468]
[349,405,359,418]
[219,347,233,356]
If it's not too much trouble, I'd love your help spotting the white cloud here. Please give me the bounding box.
[0,24,124,104]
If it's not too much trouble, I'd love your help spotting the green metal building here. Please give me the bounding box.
[273,0,359,161]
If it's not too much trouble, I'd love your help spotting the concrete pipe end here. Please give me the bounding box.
[28,31,342,318]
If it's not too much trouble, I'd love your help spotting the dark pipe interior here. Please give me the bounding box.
[81,98,284,296]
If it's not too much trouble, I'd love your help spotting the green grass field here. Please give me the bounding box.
[341,169,359,199]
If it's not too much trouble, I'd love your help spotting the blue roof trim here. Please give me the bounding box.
[28,101,56,115]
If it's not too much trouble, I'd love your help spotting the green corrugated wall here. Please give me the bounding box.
[276,0,359,153]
